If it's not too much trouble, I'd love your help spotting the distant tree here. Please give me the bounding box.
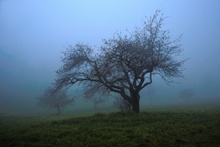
[145,86,156,103]
[37,87,73,115]
[113,96,132,112]
[90,97,105,110]
[53,10,185,113]
[179,89,195,102]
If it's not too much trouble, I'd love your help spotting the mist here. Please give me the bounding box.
[1,0,220,116]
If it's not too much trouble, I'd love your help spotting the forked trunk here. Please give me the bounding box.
[56,106,61,115]
[131,92,140,113]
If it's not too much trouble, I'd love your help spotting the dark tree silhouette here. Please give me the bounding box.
[37,87,73,115]
[54,10,185,113]
[179,89,195,102]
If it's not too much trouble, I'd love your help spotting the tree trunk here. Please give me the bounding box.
[131,92,140,113]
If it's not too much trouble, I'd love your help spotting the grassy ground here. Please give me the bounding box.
[0,106,220,147]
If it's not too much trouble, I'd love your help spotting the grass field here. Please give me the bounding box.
[0,105,220,147]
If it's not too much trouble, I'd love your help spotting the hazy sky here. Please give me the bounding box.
[0,0,220,114]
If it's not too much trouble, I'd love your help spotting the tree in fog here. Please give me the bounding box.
[113,96,132,112]
[145,86,156,103]
[37,87,73,115]
[179,89,195,102]
[90,97,105,110]
[53,10,185,113]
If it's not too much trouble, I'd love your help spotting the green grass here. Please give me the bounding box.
[0,107,220,147]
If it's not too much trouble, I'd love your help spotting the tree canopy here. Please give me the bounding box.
[37,87,73,115]
[54,10,185,113]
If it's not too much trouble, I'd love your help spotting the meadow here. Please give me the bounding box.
[0,105,220,147]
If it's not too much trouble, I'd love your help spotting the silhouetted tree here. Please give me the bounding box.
[37,87,73,115]
[90,97,105,110]
[53,10,185,113]
[113,96,132,112]
[179,89,195,102]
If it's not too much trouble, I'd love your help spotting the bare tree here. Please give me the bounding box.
[179,89,195,102]
[113,96,132,112]
[54,10,185,113]
[90,97,105,110]
[37,87,73,115]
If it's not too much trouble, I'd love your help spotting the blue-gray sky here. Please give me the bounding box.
[0,0,220,115]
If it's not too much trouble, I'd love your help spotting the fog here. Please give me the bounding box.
[0,0,220,115]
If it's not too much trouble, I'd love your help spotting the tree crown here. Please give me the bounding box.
[53,10,185,113]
